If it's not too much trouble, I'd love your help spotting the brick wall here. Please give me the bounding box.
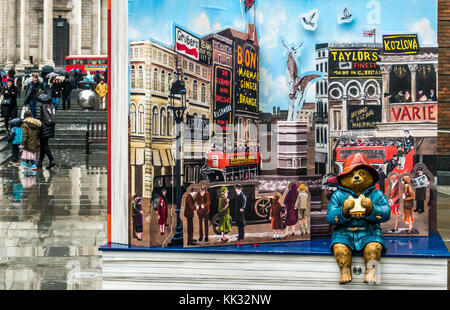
[438,0,450,172]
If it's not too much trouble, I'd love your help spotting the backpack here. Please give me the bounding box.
[42,102,56,126]
[152,195,160,211]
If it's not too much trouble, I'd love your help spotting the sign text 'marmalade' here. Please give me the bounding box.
[389,104,437,122]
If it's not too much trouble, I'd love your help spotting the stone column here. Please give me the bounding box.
[341,96,348,131]
[408,64,418,102]
[381,65,392,123]
[70,0,82,55]
[91,0,101,55]
[17,0,31,70]
[5,0,17,68]
[433,63,439,99]
[101,0,108,55]
[42,0,55,67]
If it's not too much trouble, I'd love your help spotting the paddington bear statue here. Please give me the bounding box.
[327,153,391,284]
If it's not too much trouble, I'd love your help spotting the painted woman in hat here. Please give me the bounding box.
[388,174,401,233]
[402,175,416,234]
[327,153,390,284]
[218,186,231,242]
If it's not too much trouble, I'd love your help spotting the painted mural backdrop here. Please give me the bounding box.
[127,0,438,247]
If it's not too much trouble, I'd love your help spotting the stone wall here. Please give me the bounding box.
[438,0,450,176]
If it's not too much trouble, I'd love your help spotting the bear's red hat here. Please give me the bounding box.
[337,153,379,186]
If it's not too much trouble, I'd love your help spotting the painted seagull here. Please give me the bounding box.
[300,9,319,31]
[282,41,322,121]
[338,7,354,24]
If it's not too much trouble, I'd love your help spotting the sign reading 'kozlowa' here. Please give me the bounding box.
[383,34,420,55]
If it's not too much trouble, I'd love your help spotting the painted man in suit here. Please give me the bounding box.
[234,184,247,241]
[184,187,198,245]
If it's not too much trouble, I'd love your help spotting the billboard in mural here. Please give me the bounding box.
[127,0,438,248]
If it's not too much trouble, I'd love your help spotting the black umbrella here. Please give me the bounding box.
[41,65,54,74]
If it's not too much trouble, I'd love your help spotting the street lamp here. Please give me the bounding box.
[168,72,187,246]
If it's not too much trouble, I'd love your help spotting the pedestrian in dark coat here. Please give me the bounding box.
[234,184,247,241]
[94,71,101,84]
[34,92,57,169]
[413,169,428,214]
[24,75,44,117]
[270,195,282,239]
[16,77,22,98]
[50,78,61,110]
[1,78,18,132]
[131,195,143,241]
[283,183,299,238]
[184,187,198,245]
[60,76,74,110]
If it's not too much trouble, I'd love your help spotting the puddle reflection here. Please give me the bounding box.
[0,149,107,290]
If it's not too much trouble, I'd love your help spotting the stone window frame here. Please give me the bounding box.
[129,103,137,133]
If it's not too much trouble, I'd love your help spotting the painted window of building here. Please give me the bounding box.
[169,56,173,66]
[218,54,222,64]
[183,59,188,70]
[130,103,136,133]
[138,66,144,89]
[139,47,143,57]
[196,65,200,75]
[184,77,189,98]
[158,51,162,62]
[201,83,206,103]
[193,80,198,101]
[227,57,230,66]
[131,65,136,89]
[138,104,145,134]
[153,68,158,91]
[203,68,208,79]
[152,106,159,135]
[167,109,173,136]
[153,48,157,60]
[161,70,166,93]
[163,54,168,64]
[168,73,172,92]
[189,62,194,72]
[160,107,167,135]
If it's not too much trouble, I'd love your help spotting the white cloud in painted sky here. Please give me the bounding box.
[410,18,436,45]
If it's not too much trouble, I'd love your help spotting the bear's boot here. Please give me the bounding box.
[363,242,382,284]
[333,243,352,284]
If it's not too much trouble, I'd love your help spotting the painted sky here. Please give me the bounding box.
[128,0,438,112]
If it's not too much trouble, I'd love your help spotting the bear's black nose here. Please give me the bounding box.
[354,175,360,180]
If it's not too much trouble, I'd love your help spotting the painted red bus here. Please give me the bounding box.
[202,151,260,182]
[65,55,107,74]
[335,145,414,193]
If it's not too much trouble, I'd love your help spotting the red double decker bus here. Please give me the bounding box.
[65,55,107,74]
[202,151,260,183]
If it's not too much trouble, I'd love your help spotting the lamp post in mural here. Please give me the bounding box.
[168,72,187,246]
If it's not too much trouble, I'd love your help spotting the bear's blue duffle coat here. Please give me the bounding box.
[327,185,391,252]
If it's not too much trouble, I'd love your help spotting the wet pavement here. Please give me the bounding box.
[0,148,107,290]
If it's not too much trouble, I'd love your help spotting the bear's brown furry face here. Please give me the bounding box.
[339,168,374,195]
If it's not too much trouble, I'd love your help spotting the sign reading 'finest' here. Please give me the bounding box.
[329,48,381,79]
[383,34,420,55]
[213,65,233,135]
[175,26,199,60]
[234,38,259,113]
[347,105,382,130]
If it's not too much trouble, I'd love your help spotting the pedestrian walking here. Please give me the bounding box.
[16,76,22,98]
[8,67,15,79]
[35,92,57,169]
[50,78,61,110]
[60,76,74,110]
[6,118,23,165]
[195,183,211,242]
[94,70,101,84]
[184,186,198,246]
[233,184,247,241]
[24,74,44,118]
[218,186,231,243]
[131,194,143,241]
[1,78,18,132]
[270,195,282,240]
[283,182,299,239]
[158,188,168,235]
[85,71,94,82]
[103,68,108,84]
[20,110,41,171]
[95,79,107,110]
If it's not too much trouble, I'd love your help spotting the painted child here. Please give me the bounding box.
[270,195,282,240]
[295,183,309,235]
[20,110,41,171]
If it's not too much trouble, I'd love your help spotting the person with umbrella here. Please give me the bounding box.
[24,74,44,118]
[40,65,54,91]
[1,78,18,132]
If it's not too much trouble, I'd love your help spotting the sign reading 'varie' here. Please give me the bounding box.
[383,34,420,55]
[389,103,437,122]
